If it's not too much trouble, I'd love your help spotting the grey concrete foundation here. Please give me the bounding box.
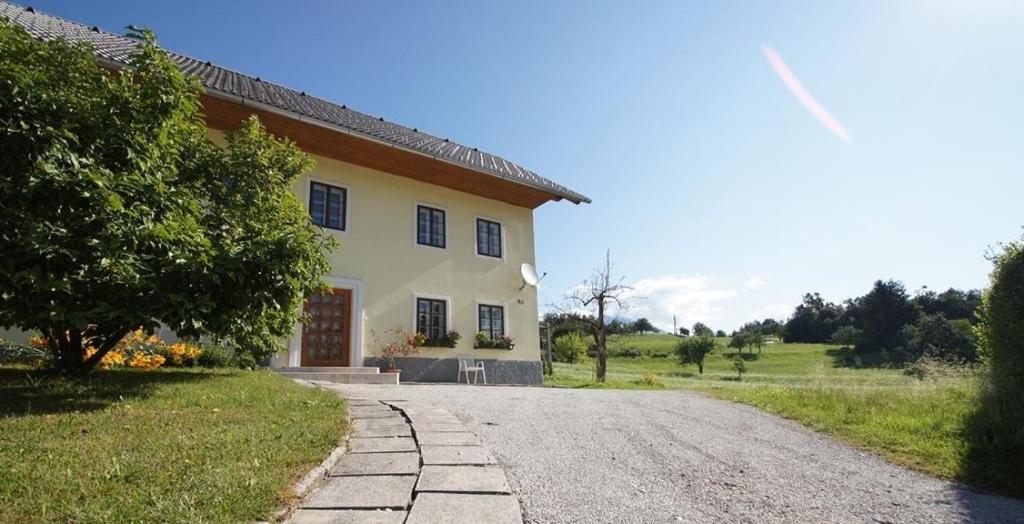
[362,357,541,385]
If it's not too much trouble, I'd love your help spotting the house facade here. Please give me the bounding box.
[2,2,590,384]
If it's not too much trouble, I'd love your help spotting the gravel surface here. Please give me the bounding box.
[322,383,1024,524]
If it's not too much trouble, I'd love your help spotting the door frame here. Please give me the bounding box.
[289,276,364,367]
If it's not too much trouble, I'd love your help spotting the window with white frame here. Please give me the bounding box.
[478,304,505,339]
[416,297,447,340]
[476,218,502,258]
[416,205,446,248]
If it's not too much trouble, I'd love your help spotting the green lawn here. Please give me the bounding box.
[0,367,347,523]
[547,334,1020,498]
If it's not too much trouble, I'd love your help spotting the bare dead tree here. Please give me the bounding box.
[564,250,634,382]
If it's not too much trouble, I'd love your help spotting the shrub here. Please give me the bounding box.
[677,336,716,374]
[612,348,643,358]
[197,343,234,368]
[0,338,49,367]
[976,236,1024,423]
[553,332,588,363]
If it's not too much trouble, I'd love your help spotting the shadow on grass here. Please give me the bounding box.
[720,351,760,361]
[826,347,899,369]
[0,367,216,417]
[956,385,1024,501]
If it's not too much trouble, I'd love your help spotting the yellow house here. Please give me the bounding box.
[3,3,589,384]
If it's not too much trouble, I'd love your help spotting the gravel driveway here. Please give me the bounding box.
[321,383,1024,524]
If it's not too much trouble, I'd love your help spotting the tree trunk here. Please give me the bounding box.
[48,326,131,373]
[51,329,84,373]
[594,301,607,382]
[698,361,704,374]
[82,327,131,371]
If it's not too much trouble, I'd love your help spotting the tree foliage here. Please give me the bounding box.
[552,332,588,364]
[692,322,713,338]
[631,317,656,334]
[676,336,715,374]
[0,24,334,371]
[976,236,1024,422]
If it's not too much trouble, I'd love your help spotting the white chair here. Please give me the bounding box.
[457,356,487,385]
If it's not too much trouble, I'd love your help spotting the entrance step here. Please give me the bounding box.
[277,370,400,385]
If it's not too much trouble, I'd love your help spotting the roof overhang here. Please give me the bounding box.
[199,89,570,209]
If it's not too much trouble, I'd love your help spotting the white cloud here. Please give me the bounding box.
[744,276,768,289]
[616,275,737,332]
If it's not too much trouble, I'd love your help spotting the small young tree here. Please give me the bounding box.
[677,336,716,374]
[0,25,334,372]
[715,329,727,338]
[732,356,747,380]
[679,327,691,336]
[728,332,749,355]
[564,251,633,382]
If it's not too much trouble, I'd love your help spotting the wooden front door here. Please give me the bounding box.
[302,288,352,367]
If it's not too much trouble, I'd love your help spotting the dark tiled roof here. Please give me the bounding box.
[0,2,590,204]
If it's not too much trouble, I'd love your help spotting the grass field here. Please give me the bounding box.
[546,334,1020,498]
[0,367,347,523]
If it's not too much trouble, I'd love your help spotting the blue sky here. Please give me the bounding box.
[29,0,1024,331]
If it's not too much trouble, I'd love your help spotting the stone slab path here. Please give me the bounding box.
[288,396,523,524]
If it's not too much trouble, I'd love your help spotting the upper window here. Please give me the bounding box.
[416,298,447,340]
[476,218,502,258]
[478,304,505,339]
[310,182,346,231]
[417,205,446,248]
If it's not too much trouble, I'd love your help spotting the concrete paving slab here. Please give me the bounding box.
[415,432,481,446]
[405,415,462,425]
[415,466,511,494]
[350,406,397,415]
[352,419,409,431]
[410,423,470,433]
[420,445,496,465]
[331,452,420,476]
[301,475,416,509]
[405,493,523,524]
[353,424,412,438]
[349,437,418,453]
[288,508,407,524]
[350,412,405,420]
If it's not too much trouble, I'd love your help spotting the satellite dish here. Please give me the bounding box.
[519,263,546,292]
[521,263,540,287]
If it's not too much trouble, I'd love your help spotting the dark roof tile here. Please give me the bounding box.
[0,1,590,204]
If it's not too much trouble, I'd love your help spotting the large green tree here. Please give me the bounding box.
[0,23,334,372]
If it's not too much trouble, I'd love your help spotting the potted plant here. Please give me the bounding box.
[474,332,515,350]
[422,330,461,348]
[373,328,424,374]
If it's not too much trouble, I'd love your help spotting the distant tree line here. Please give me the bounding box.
[543,312,661,342]
[782,283,981,365]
